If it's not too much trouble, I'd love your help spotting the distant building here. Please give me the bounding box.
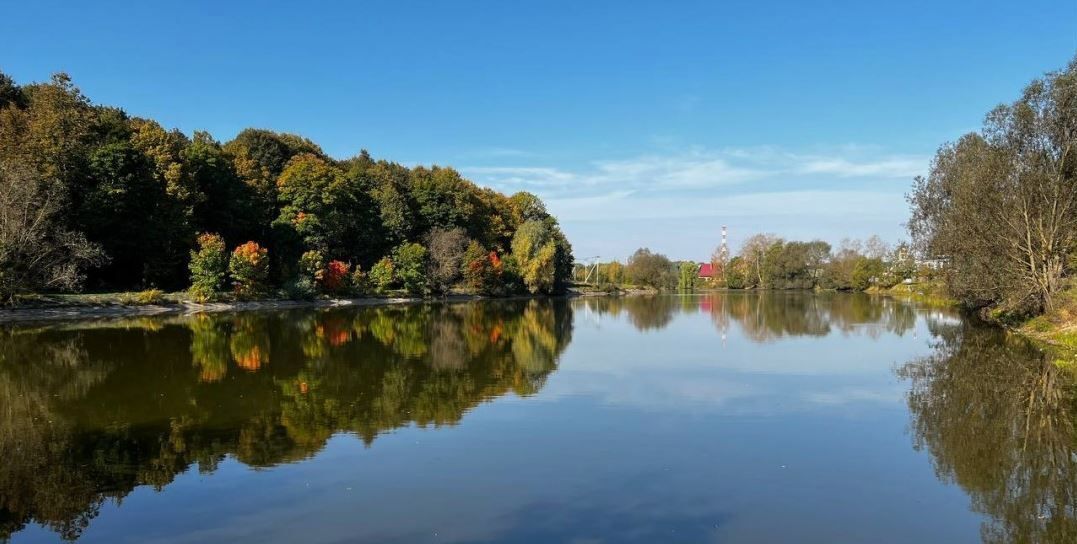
[917,256,950,270]
[698,262,715,279]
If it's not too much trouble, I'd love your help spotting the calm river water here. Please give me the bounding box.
[1,292,1075,543]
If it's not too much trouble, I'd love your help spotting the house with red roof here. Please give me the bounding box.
[697,262,715,279]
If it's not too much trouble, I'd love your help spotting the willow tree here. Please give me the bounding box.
[909,56,1077,313]
[511,219,572,294]
[677,262,697,291]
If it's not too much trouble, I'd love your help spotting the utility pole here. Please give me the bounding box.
[584,256,600,284]
[574,256,601,284]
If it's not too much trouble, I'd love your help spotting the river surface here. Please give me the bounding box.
[1,292,1075,543]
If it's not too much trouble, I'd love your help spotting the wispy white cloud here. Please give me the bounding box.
[546,190,901,223]
[593,154,767,188]
[797,157,924,178]
[460,144,926,259]
[465,166,579,188]
[463,145,928,198]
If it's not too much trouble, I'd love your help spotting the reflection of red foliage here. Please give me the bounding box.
[199,367,226,383]
[235,346,266,371]
[329,330,351,346]
[489,323,503,343]
[315,319,352,346]
[299,381,309,394]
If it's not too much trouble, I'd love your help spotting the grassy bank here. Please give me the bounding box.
[876,281,956,308]
[873,281,1077,370]
[1008,287,1077,355]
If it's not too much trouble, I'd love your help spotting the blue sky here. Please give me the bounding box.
[3,0,1075,261]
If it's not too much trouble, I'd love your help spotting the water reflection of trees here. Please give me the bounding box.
[897,321,1077,544]
[576,292,918,341]
[0,299,572,541]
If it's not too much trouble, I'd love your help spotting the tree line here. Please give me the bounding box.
[908,55,1077,317]
[718,234,918,291]
[581,235,926,292]
[0,71,573,302]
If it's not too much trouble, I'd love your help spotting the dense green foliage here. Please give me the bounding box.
[187,233,228,301]
[596,236,914,293]
[677,261,698,291]
[909,56,1077,315]
[370,257,395,292]
[0,71,573,300]
[391,242,428,294]
[511,219,573,294]
[714,234,913,291]
[624,248,677,289]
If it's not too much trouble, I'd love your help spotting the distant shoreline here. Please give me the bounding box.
[1,286,949,325]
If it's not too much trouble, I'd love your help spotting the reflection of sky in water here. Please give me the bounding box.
[545,296,940,415]
[8,295,989,544]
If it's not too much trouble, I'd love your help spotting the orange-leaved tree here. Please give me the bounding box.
[229,241,269,298]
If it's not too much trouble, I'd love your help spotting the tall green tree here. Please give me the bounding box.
[358,160,417,249]
[0,73,96,191]
[185,131,259,244]
[409,166,479,235]
[739,233,781,288]
[274,153,382,268]
[224,128,324,229]
[392,242,428,294]
[0,72,27,109]
[625,248,675,289]
[909,56,1077,313]
[677,262,698,291]
[511,219,573,294]
[78,141,174,287]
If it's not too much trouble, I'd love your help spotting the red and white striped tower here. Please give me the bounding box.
[719,225,729,261]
